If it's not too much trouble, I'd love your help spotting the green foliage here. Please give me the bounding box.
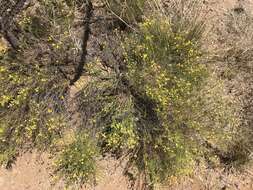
[125,18,205,110]
[75,59,138,154]
[100,98,138,152]
[55,132,98,186]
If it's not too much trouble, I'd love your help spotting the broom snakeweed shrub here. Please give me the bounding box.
[75,15,239,187]
[55,132,98,186]
[121,17,238,186]
[0,0,75,166]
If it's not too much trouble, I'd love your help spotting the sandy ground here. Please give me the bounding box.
[0,151,253,190]
[0,151,129,190]
[0,152,61,190]
[1,0,253,189]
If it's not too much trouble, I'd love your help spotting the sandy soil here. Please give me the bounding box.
[0,151,129,190]
[0,152,61,190]
[0,151,253,190]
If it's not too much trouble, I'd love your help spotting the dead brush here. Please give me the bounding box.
[210,4,253,168]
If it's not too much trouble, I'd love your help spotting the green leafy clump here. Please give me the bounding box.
[100,98,138,152]
[125,18,206,110]
[55,133,98,186]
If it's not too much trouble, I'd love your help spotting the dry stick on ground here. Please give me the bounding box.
[70,0,93,85]
[0,0,28,50]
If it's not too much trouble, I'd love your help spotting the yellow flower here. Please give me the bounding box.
[143,54,148,59]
